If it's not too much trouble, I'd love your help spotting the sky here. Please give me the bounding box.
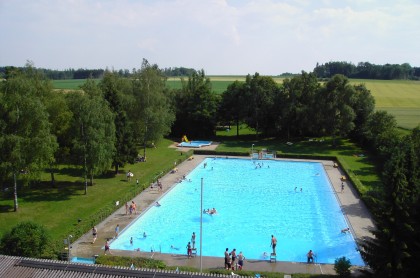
[1,0,419,75]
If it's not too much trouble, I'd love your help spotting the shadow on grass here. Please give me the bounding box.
[57,167,83,177]
[0,204,14,213]
[19,181,85,203]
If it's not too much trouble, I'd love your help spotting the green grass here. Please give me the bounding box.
[349,79,420,129]
[0,138,190,241]
[52,79,92,90]
[166,78,241,94]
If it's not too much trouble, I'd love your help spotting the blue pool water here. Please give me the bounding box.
[71,257,95,264]
[111,158,364,265]
[178,141,212,148]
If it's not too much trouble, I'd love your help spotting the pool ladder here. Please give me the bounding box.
[270,253,276,262]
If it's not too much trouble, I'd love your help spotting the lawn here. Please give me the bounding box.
[0,138,190,242]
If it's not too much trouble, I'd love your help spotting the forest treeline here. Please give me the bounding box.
[0,65,197,80]
[314,61,420,80]
[1,60,419,277]
[2,61,420,80]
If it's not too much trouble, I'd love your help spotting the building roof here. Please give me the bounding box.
[0,255,235,278]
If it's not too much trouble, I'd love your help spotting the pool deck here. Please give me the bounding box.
[71,150,374,276]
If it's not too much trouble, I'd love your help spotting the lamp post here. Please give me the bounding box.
[66,235,73,261]
[200,177,203,272]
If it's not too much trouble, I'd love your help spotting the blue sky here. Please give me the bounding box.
[1,0,419,75]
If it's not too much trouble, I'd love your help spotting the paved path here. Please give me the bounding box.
[72,150,374,276]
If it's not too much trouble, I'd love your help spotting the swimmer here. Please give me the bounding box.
[155,201,161,207]
[341,227,350,233]
[171,245,180,250]
[135,248,140,252]
[143,232,147,238]
[294,187,297,192]
[262,252,268,258]
[130,237,133,245]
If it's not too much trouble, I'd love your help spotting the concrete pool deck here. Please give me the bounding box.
[71,152,374,276]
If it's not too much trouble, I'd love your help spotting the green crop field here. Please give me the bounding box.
[350,79,420,129]
[52,77,420,129]
[52,79,91,90]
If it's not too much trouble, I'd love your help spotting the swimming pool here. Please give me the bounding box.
[111,158,364,265]
[71,257,96,264]
[177,141,212,148]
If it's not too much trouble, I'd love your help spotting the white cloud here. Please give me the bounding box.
[0,0,419,74]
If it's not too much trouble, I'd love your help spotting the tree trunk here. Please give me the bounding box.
[13,172,18,212]
[90,171,94,186]
[50,167,55,187]
[236,118,239,137]
[115,164,119,175]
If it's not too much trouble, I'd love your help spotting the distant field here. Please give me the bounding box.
[53,77,420,129]
[52,79,89,90]
[349,79,420,129]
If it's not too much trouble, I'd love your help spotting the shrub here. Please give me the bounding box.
[0,221,51,258]
[95,255,166,269]
[334,256,352,277]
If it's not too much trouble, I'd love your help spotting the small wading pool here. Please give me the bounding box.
[177,141,212,148]
[71,257,96,264]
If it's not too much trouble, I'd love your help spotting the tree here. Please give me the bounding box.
[66,82,116,193]
[100,71,137,174]
[349,84,375,143]
[317,75,356,146]
[243,73,278,137]
[219,81,248,137]
[171,70,219,138]
[360,136,419,277]
[363,110,399,157]
[279,72,320,138]
[0,221,50,258]
[43,91,73,185]
[0,65,57,211]
[130,59,175,157]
